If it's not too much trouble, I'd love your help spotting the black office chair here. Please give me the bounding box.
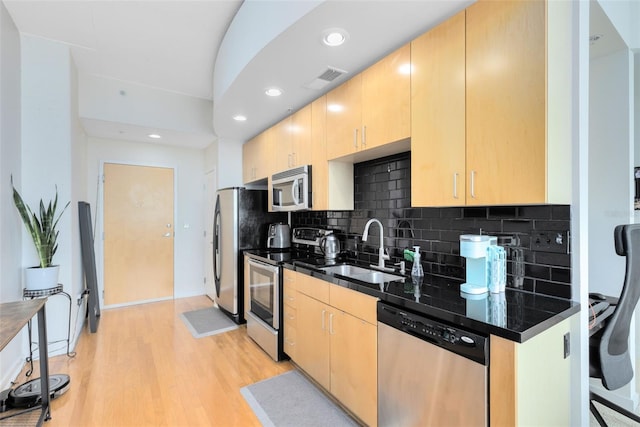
[589,223,640,426]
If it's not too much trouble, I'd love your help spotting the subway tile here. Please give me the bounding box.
[440,208,464,218]
[474,220,502,233]
[389,170,405,181]
[551,205,571,220]
[535,252,571,267]
[419,229,440,241]
[551,267,571,284]
[517,205,552,219]
[535,281,572,299]
[533,220,570,231]
[488,206,519,218]
[432,240,453,254]
[420,208,442,218]
[503,220,534,233]
[526,264,551,280]
[463,207,487,218]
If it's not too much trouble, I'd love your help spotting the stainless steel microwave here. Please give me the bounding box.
[271,165,312,212]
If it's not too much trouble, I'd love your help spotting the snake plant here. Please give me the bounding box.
[12,182,70,268]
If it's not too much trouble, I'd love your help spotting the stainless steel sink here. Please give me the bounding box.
[319,264,404,284]
[320,265,373,276]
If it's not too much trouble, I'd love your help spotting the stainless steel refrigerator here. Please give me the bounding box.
[212,187,286,324]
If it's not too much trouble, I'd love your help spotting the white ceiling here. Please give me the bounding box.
[589,0,628,60]
[8,0,625,149]
[4,0,241,100]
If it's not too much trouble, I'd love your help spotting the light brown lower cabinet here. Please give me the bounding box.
[291,273,378,427]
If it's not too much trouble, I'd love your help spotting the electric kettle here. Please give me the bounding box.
[320,234,340,260]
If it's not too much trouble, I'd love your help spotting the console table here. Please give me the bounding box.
[0,299,51,426]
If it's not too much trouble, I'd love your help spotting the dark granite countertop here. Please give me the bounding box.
[244,249,580,343]
[282,257,579,344]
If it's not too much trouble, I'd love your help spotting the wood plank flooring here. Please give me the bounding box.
[12,296,293,426]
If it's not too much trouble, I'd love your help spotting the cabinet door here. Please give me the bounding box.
[330,310,378,427]
[362,43,411,151]
[326,75,362,160]
[283,270,298,359]
[296,293,331,390]
[311,96,328,210]
[466,0,545,205]
[242,138,256,184]
[274,116,292,173]
[411,11,466,207]
[291,104,311,167]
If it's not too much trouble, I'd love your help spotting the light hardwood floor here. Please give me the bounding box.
[14,296,293,426]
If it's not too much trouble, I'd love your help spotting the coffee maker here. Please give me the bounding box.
[460,234,497,294]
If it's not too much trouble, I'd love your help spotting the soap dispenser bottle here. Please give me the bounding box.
[411,246,424,278]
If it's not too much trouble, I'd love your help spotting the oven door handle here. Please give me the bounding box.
[247,258,279,274]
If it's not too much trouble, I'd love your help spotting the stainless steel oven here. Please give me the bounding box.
[244,254,284,361]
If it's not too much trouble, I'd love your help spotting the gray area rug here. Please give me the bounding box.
[241,370,358,427]
[180,306,238,338]
[590,400,640,427]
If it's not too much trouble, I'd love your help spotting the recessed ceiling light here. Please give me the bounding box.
[322,28,349,47]
[148,133,161,139]
[233,115,247,122]
[265,87,283,97]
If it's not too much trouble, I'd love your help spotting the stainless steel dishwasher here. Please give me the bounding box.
[377,301,489,427]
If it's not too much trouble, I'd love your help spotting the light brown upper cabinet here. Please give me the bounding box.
[274,104,312,173]
[465,0,546,205]
[411,10,466,207]
[412,0,570,207]
[311,95,354,211]
[243,127,274,184]
[326,44,411,161]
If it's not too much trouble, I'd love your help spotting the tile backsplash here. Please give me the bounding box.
[292,152,572,299]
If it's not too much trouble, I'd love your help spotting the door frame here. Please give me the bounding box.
[98,160,178,308]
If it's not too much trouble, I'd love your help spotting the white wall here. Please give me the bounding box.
[86,137,206,304]
[589,48,634,295]
[589,44,637,410]
[20,34,87,359]
[0,0,24,389]
[215,138,243,189]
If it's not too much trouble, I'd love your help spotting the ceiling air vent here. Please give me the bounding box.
[304,67,347,90]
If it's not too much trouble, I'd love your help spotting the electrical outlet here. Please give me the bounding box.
[531,230,569,253]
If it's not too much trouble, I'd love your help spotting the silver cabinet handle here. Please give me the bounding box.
[353,128,358,149]
[453,173,459,199]
[329,313,335,335]
[163,232,172,237]
[321,309,326,331]
[362,126,366,148]
[470,170,476,199]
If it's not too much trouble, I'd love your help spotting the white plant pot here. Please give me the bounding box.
[24,265,60,291]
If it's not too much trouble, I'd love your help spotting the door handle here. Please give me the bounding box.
[163,232,172,237]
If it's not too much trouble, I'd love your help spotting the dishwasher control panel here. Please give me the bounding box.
[378,301,488,365]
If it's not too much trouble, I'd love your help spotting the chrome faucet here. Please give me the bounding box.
[363,218,392,271]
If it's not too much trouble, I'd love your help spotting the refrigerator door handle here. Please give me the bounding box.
[213,195,221,297]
